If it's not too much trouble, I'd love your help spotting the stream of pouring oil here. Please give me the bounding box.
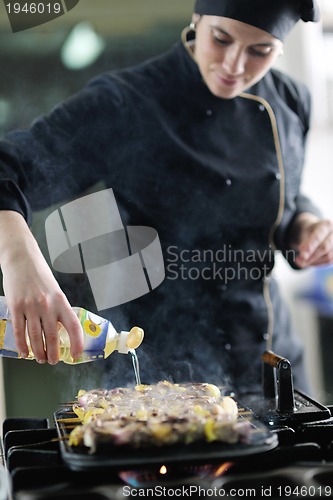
[130,349,141,386]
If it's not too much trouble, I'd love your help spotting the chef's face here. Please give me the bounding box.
[193,15,283,99]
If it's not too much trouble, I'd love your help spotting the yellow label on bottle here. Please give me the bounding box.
[0,320,6,350]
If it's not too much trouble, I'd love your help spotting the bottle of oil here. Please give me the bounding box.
[0,296,144,364]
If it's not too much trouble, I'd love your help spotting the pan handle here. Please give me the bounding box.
[262,350,295,413]
[262,351,288,368]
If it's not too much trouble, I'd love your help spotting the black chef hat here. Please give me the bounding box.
[194,0,320,40]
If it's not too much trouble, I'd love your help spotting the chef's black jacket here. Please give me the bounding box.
[0,39,321,394]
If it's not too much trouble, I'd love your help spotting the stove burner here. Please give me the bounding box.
[118,462,234,487]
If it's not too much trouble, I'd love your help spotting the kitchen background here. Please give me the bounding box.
[0,0,332,424]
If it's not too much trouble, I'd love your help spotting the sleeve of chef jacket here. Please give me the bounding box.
[272,73,322,269]
[0,73,129,226]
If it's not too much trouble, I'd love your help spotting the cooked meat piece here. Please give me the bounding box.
[68,381,251,452]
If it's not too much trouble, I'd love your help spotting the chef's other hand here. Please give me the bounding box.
[0,211,84,364]
[290,213,333,268]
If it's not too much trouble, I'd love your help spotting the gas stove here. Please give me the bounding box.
[1,352,333,499]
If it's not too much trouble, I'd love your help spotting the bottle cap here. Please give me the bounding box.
[126,327,144,349]
[117,327,144,354]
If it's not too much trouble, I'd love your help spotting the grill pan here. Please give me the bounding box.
[54,404,278,471]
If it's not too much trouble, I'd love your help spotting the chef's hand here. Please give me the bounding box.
[0,211,84,364]
[290,212,333,268]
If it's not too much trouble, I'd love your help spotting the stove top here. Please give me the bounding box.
[2,351,333,499]
[2,407,333,499]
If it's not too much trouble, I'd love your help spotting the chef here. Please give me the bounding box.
[0,0,332,393]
